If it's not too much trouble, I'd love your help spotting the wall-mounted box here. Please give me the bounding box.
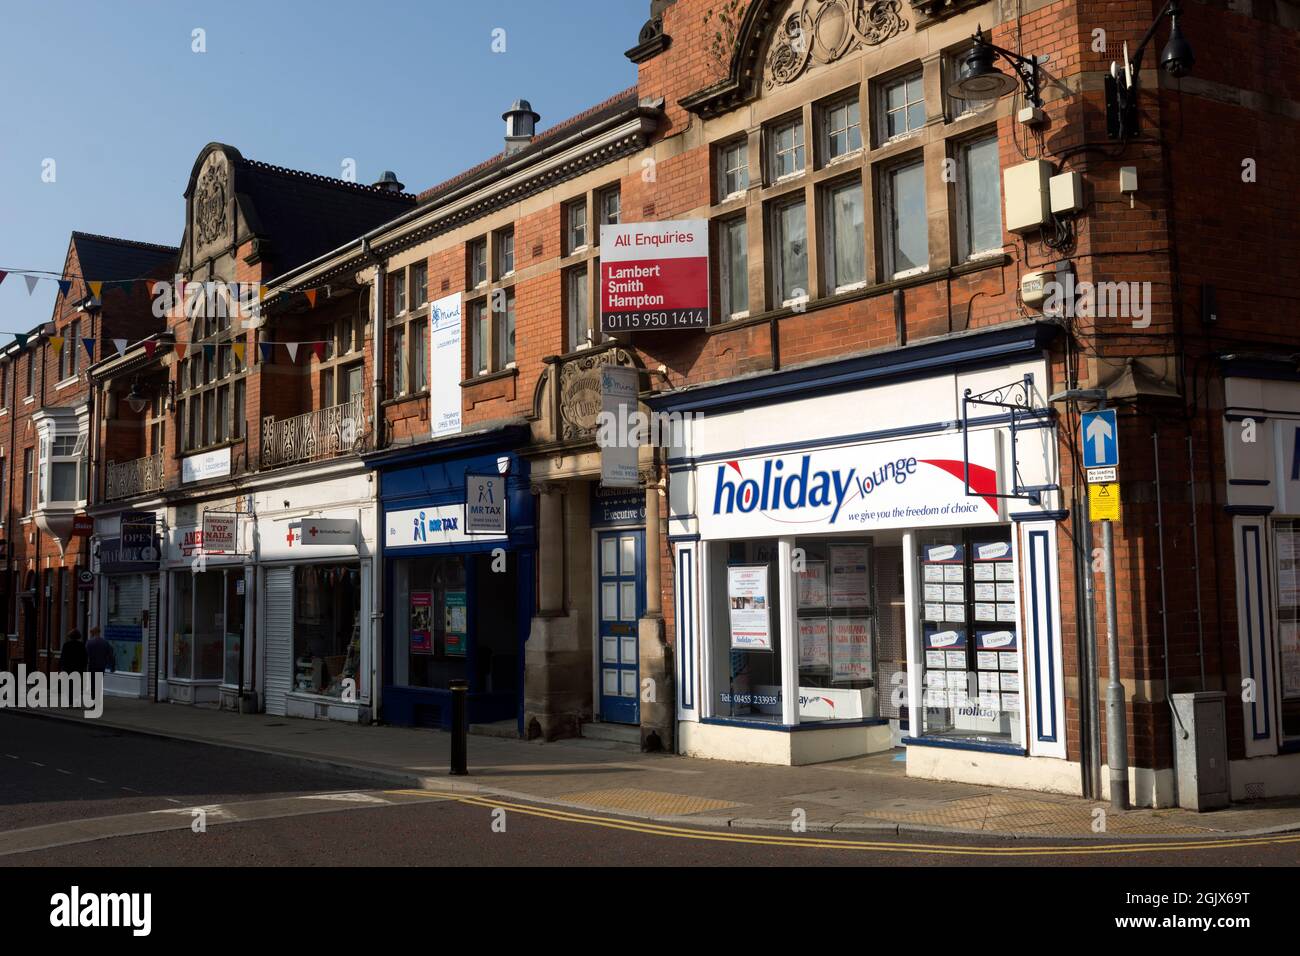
[1003,160,1053,233]
[1049,171,1083,214]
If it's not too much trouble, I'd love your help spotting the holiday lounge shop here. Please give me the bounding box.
[369,427,536,731]
[653,324,1070,773]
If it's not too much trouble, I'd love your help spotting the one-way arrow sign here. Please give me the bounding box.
[1081,409,1119,469]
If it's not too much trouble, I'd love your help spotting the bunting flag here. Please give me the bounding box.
[311,341,326,361]
[174,343,188,360]
[24,275,39,295]
[259,285,268,301]
[112,338,128,358]
[285,342,300,363]
[56,279,71,296]
[258,342,274,363]
[88,281,103,298]
[81,338,95,360]
[232,342,245,364]
[49,336,64,355]
[14,332,28,349]
[142,341,158,359]
[0,271,6,287]
[203,343,216,361]
[145,279,158,297]
[304,289,318,308]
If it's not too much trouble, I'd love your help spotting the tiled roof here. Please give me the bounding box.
[71,232,178,281]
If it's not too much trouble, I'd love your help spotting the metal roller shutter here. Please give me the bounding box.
[264,568,293,716]
[147,576,160,698]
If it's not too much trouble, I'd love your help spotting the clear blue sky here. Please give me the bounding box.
[0,0,645,335]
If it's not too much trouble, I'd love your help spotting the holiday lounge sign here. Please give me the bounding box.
[698,431,1004,539]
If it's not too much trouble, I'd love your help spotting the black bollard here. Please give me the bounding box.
[449,679,469,775]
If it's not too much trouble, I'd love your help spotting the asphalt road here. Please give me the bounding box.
[3,712,1300,868]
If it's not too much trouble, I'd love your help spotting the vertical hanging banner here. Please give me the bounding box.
[429,292,463,439]
[599,363,640,489]
[600,219,709,333]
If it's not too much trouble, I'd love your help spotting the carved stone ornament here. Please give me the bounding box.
[765,0,908,89]
[558,347,636,443]
[194,162,229,247]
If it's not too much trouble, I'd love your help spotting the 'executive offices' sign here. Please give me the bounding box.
[600,220,708,333]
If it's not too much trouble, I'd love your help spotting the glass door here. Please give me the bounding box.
[597,529,643,724]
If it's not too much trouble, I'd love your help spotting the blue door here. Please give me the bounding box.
[597,529,643,724]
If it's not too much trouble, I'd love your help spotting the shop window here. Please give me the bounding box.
[770,197,808,306]
[106,576,145,674]
[293,563,361,698]
[880,157,928,278]
[794,537,877,721]
[821,178,865,292]
[718,215,748,320]
[171,568,239,682]
[710,540,783,723]
[1273,520,1300,741]
[401,555,468,688]
[957,132,1003,260]
[916,527,1020,746]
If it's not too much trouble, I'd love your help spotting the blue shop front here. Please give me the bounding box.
[368,425,536,730]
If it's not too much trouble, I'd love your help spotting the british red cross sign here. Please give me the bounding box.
[287,518,356,547]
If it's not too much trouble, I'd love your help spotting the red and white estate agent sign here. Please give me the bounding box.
[600,219,709,333]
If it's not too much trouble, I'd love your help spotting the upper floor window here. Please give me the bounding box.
[392,324,407,396]
[25,352,34,397]
[770,197,808,305]
[881,71,926,142]
[389,270,407,317]
[957,133,1003,260]
[495,228,515,278]
[822,178,866,292]
[410,260,429,311]
[411,317,428,393]
[598,185,621,228]
[820,95,862,163]
[565,199,588,254]
[22,448,33,514]
[565,265,589,351]
[881,157,928,278]
[0,362,8,409]
[768,116,805,182]
[35,417,87,508]
[58,318,81,381]
[468,237,488,288]
[469,298,490,377]
[717,138,749,200]
[494,288,516,368]
[719,215,748,320]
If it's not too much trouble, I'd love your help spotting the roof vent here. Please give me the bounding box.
[503,99,541,155]
[373,170,405,193]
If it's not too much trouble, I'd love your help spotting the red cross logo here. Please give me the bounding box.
[286,529,295,547]
[309,526,319,537]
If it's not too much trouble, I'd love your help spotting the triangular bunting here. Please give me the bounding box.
[286,342,300,363]
[259,285,268,301]
[50,336,64,354]
[113,338,128,358]
[56,279,71,296]
[142,341,158,359]
[0,271,6,287]
[175,343,188,360]
[203,343,216,361]
[232,342,246,364]
[88,281,103,298]
[304,289,318,308]
[14,332,28,349]
[258,342,274,363]
[24,275,39,295]
[82,338,95,359]
[311,341,326,361]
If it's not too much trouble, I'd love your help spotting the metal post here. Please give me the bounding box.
[449,679,469,776]
[1079,484,1102,799]
[1101,518,1129,809]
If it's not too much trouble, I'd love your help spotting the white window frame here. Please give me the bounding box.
[880,157,929,280]
[34,410,89,509]
[565,199,588,255]
[879,70,926,144]
[717,138,749,200]
[468,237,488,288]
[767,116,806,184]
[820,95,863,165]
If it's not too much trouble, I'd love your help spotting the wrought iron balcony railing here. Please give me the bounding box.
[261,394,368,469]
[105,452,165,501]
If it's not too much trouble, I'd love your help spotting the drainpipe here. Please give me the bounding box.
[1152,427,1187,807]
[364,238,385,723]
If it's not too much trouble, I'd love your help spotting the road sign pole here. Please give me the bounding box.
[1101,516,1129,810]
[1079,487,1103,799]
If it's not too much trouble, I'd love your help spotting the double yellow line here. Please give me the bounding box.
[389,789,1300,857]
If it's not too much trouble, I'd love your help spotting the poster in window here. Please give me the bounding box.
[798,617,830,668]
[445,590,468,657]
[829,545,870,607]
[727,565,772,650]
[1281,621,1300,698]
[409,591,432,654]
[796,561,828,608]
[831,617,872,681]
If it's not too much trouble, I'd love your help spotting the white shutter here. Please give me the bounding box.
[264,568,294,716]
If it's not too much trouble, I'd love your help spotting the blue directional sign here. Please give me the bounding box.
[1081,409,1119,469]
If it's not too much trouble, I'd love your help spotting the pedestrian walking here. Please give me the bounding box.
[59,628,87,673]
[85,626,115,674]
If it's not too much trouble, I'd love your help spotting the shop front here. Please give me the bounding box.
[254,471,377,723]
[371,428,536,730]
[1222,361,1300,796]
[163,501,251,706]
[655,325,1068,773]
[92,509,163,699]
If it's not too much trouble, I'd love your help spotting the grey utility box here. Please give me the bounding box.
[1172,691,1230,811]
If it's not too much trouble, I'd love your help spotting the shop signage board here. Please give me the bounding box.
[291,518,357,547]
[71,514,93,536]
[591,486,645,527]
[699,431,1003,539]
[76,569,94,592]
[181,446,232,484]
[201,513,237,553]
[465,474,507,534]
[600,219,709,333]
[599,364,640,488]
[1088,482,1121,521]
[429,292,463,439]
[386,504,505,549]
[727,564,772,650]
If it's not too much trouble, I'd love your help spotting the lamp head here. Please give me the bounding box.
[947,36,1019,100]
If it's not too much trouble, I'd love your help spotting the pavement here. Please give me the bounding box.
[16,696,1300,840]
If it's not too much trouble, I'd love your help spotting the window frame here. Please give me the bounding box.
[494,227,515,279]
[767,114,806,183]
[718,214,749,321]
[716,137,750,200]
[879,155,930,280]
[878,69,927,144]
[954,130,1004,262]
[819,93,863,166]
[564,198,589,256]
[770,195,809,307]
[821,175,867,294]
[565,264,591,352]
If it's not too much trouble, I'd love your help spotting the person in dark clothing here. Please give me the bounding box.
[59,629,87,673]
[85,627,115,674]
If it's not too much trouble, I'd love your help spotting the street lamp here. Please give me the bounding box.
[1107,0,1195,139]
[947,30,1043,108]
